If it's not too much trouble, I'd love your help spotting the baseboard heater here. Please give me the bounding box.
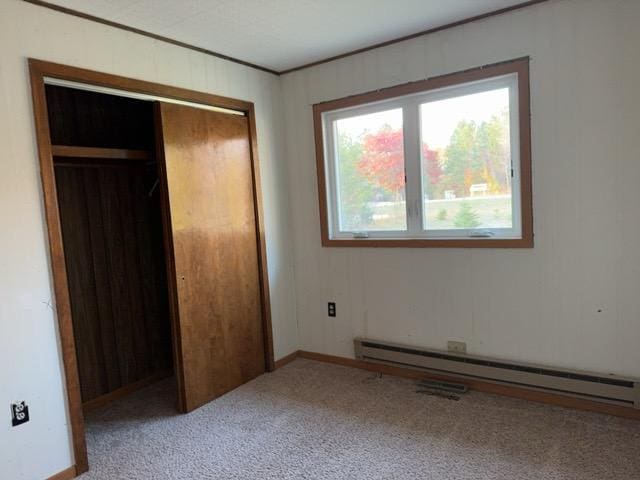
[354,337,640,408]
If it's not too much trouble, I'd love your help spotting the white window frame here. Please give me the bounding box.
[321,73,521,241]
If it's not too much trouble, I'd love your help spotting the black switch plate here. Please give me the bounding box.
[328,302,336,317]
[11,401,29,427]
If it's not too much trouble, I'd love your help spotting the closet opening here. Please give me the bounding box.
[47,84,174,411]
[30,59,275,476]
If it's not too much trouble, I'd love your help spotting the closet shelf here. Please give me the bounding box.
[51,145,152,160]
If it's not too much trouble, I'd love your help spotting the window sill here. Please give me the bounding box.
[321,237,533,248]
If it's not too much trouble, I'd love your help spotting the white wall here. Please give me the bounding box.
[0,1,297,478]
[281,0,640,378]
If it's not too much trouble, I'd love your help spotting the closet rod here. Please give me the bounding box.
[53,160,154,168]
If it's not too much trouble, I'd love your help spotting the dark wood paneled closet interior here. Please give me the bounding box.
[47,85,172,406]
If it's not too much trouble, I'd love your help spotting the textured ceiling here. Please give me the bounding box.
[42,0,527,72]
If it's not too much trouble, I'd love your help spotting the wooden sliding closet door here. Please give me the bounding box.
[155,102,265,412]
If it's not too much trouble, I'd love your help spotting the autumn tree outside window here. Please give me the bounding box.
[313,58,532,247]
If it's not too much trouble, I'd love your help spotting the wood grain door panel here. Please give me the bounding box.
[156,102,265,412]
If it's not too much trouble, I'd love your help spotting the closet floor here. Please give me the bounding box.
[80,358,640,479]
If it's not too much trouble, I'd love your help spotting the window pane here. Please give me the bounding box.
[420,88,512,231]
[334,108,407,232]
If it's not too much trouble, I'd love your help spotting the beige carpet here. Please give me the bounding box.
[80,358,640,479]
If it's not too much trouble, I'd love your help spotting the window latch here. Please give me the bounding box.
[352,232,369,239]
[469,230,495,238]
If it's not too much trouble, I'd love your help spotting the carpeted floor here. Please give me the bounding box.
[79,358,640,479]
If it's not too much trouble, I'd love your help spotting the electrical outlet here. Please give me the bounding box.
[447,341,467,354]
[328,302,336,317]
[11,401,29,427]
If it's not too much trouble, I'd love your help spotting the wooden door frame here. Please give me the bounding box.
[28,58,276,475]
